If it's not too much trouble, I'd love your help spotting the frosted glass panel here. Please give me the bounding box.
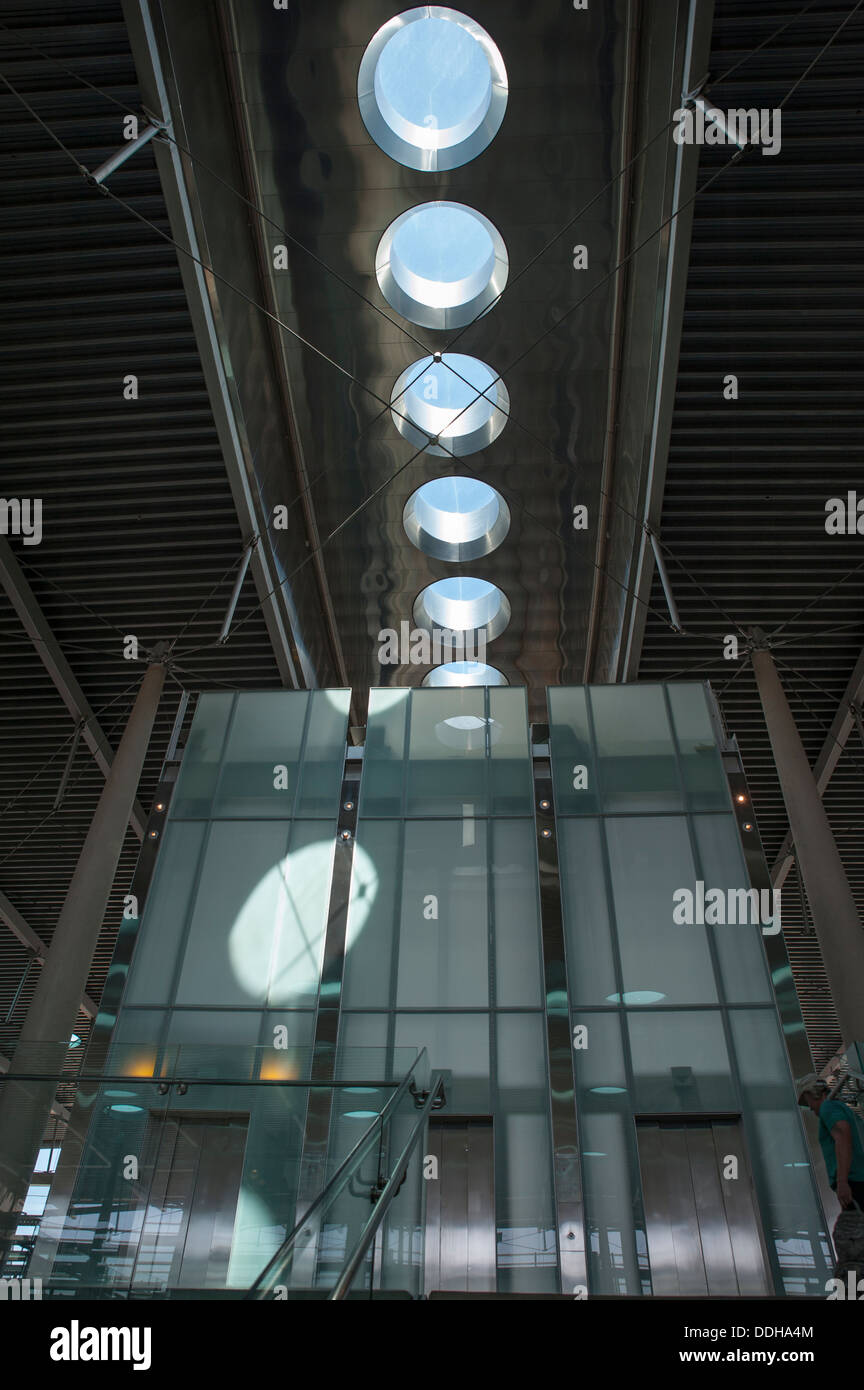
[730,1010,831,1293]
[605,816,718,1005]
[570,1010,645,1293]
[213,691,308,818]
[171,692,233,818]
[628,1011,734,1112]
[396,820,488,1006]
[361,689,409,817]
[492,820,543,1007]
[571,1009,627,1097]
[590,685,681,812]
[295,690,349,817]
[268,822,335,1007]
[394,1013,490,1111]
[342,822,400,1008]
[558,818,617,1006]
[406,688,487,816]
[692,814,773,1002]
[581,1111,645,1295]
[496,1013,556,1294]
[126,820,206,1004]
[668,683,729,811]
[488,687,533,815]
[547,686,599,815]
[174,821,291,1007]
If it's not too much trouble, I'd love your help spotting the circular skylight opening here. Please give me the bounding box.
[403,476,510,562]
[391,353,508,457]
[377,202,508,329]
[413,576,510,642]
[422,662,508,687]
[358,8,508,171]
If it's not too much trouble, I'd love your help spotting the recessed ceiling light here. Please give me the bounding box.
[377,202,508,329]
[414,576,510,641]
[358,8,508,171]
[391,353,509,456]
[403,475,510,562]
[422,661,508,687]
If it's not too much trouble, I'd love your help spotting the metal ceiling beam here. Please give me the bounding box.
[0,539,146,840]
[0,889,98,1020]
[618,0,716,681]
[0,1054,70,1122]
[120,0,304,690]
[771,642,864,890]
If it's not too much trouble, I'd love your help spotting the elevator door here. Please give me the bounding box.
[424,1118,496,1293]
[133,1115,248,1291]
[636,1119,769,1296]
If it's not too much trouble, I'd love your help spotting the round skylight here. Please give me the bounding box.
[358,8,508,171]
[403,476,510,562]
[377,202,508,329]
[413,576,510,642]
[390,353,509,456]
[422,662,508,687]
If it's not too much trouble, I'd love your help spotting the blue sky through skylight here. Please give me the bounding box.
[375,16,491,139]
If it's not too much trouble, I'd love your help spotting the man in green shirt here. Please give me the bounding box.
[798,1076,864,1210]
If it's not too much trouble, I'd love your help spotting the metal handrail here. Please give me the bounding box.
[329,1071,446,1301]
[246,1049,430,1298]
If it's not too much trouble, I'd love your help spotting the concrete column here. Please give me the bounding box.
[750,633,864,1044]
[0,656,166,1260]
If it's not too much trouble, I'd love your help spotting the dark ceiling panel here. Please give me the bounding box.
[638,0,864,1070]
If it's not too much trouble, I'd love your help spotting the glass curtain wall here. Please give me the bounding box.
[38,682,829,1298]
[340,686,557,1294]
[45,690,351,1294]
[548,682,831,1296]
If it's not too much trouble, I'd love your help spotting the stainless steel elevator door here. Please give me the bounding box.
[133,1116,248,1291]
[636,1119,769,1296]
[424,1118,496,1293]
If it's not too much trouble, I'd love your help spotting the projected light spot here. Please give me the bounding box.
[589,1087,627,1095]
[344,839,383,956]
[414,577,510,642]
[377,202,508,329]
[435,714,503,752]
[358,9,508,171]
[422,661,508,687]
[403,476,509,562]
[344,1110,379,1120]
[230,841,377,1003]
[390,353,508,456]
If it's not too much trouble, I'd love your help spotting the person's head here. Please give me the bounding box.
[797,1075,829,1114]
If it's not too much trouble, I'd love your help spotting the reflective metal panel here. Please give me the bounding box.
[637,1119,769,1297]
[424,1118,495,1293]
